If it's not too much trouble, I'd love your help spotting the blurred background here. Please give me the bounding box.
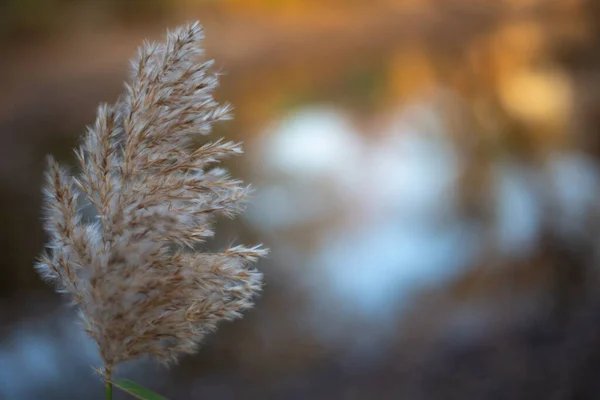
[2,0,600,398]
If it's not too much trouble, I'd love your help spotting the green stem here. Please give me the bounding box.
[106,381,113,400]
[105,367,113,400]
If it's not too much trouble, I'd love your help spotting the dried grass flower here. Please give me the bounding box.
[35,21,267,380]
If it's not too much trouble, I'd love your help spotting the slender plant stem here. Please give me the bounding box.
[106,381,113,400]
[105,366,113,400]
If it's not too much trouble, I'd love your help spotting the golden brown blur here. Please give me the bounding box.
[2,0,600,399]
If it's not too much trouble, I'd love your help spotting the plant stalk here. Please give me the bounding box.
[105,366,113,400]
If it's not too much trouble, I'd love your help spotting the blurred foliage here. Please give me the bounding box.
[0,0,169,41]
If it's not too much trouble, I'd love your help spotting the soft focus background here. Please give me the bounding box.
[2,0,600,399]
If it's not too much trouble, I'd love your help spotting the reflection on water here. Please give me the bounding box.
[249,100,477,346]
[247,92,600,353]
[0,310,99,399]
[250,107,363,231]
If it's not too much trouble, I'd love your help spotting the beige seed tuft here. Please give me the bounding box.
[36,21,267,371]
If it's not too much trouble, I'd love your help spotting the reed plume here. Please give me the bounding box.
[36,21,267,381]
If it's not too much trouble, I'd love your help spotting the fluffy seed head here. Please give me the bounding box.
[36,21,267,369]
